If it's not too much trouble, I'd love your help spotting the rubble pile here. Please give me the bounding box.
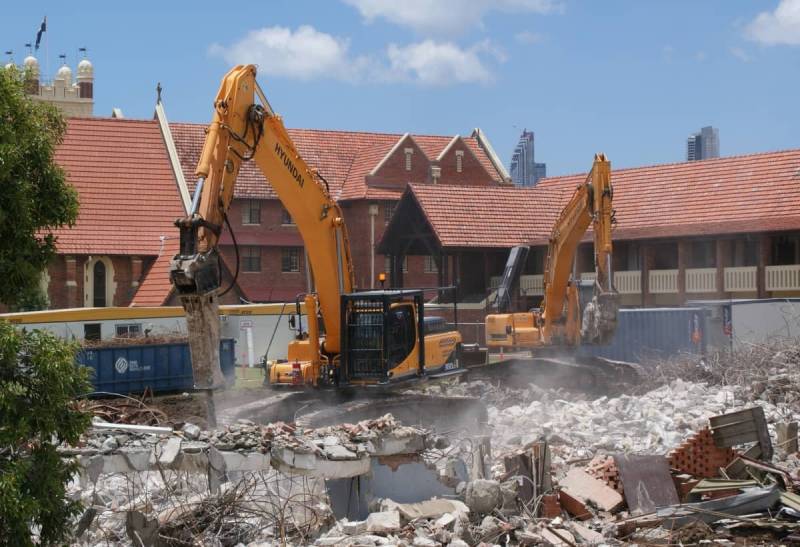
[64,342,800,545]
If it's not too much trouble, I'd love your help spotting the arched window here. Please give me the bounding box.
[93,261,107,307]
[85,256,115,308]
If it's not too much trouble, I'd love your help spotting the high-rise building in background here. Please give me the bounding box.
[510,129,546,187]
[687,126,719,161]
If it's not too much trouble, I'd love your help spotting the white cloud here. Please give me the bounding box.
[386,40,498,85]
[210,25,502,86]
[730,47,753,62]
[745,0,800,45]
[343,0,562,34]
[514,30,544,44]
[208,25,373,82]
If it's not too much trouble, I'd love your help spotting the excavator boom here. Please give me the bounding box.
[171,65,462,397]
[172,65,354,355]
[486,154,618,350]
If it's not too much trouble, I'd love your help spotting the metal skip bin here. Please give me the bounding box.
[77,339,236,394]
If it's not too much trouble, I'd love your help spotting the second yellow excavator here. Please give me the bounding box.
[486,154,618,350]
[170,65,464,391]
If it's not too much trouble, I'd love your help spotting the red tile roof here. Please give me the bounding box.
[534,149,800,244]
[129,240,178,307]
[169,123,505,202]
[53,118,187,306]
[385,149,800,250]
[53,118,185,255]
[396,183,565,248]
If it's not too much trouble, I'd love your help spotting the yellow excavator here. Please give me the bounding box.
[170,65,464,394]
[484,155,631,388]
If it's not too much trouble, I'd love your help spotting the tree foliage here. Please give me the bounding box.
[0,68,79,308]
[0,321,91,545]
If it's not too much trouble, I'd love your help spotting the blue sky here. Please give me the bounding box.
[3,0,799,175]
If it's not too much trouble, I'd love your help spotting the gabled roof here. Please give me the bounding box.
[380,183,565,250]
[534,148,800,243]
[129,241,178,307]
[52,117,186,306]
[170,123,506,202]
[380,148,800,252]
[52,118,185,255]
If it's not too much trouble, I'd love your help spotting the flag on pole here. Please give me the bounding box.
[34,17,46,51]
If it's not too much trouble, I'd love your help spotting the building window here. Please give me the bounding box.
[691,240,715,268]
[424,255,438,273]
[385,255,408,274]
[85,256,115,309]
[242,246,261,272]
[384,201,397,225]
[84,323,101,341]
[456,150,464,173]
[404,148,413,171]
[733,238,758,267]
[281,206,294,225]
[93,261,107,307]
[242,199,261,225]
[115,323,142,338]
[281,247,301,273]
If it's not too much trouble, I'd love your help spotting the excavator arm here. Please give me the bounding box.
[541,153,616,344]
[171,65,355,395]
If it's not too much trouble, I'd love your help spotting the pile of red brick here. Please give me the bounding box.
[667,427,736,479]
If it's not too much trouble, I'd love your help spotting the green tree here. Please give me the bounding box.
[0,67,79,308]
[0,322,91,545]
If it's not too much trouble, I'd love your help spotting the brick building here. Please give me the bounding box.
[40,116,509,309]
[46,117,186,309]
[169,123,511,301]
[380,149,800,314]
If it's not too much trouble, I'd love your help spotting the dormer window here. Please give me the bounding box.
[456,150,464,173]
[404,148,413,171]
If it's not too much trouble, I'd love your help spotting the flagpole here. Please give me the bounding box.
[45,16,49,83]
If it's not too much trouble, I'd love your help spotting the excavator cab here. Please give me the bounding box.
[341,291,424,384]
[339,290,463,385]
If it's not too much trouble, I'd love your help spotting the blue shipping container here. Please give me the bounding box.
[578,307,709,365]
[78,339,236,394]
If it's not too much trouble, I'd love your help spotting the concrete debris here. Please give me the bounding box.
[381,497,469,521]
[365,510,401,533]
[62,343,800,545]
[181,421,202,440]
[464,479,502,514]
[559,469,624,513]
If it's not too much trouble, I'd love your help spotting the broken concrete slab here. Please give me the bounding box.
[569,521,604,544]
[560,469,624,513]
[365,510,401,533]
[157,437,182,466]
[465,479,502,514]
[381,497,469,521]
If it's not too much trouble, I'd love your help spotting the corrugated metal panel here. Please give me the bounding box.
[578,308,709,364]
[78,339,236,394]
